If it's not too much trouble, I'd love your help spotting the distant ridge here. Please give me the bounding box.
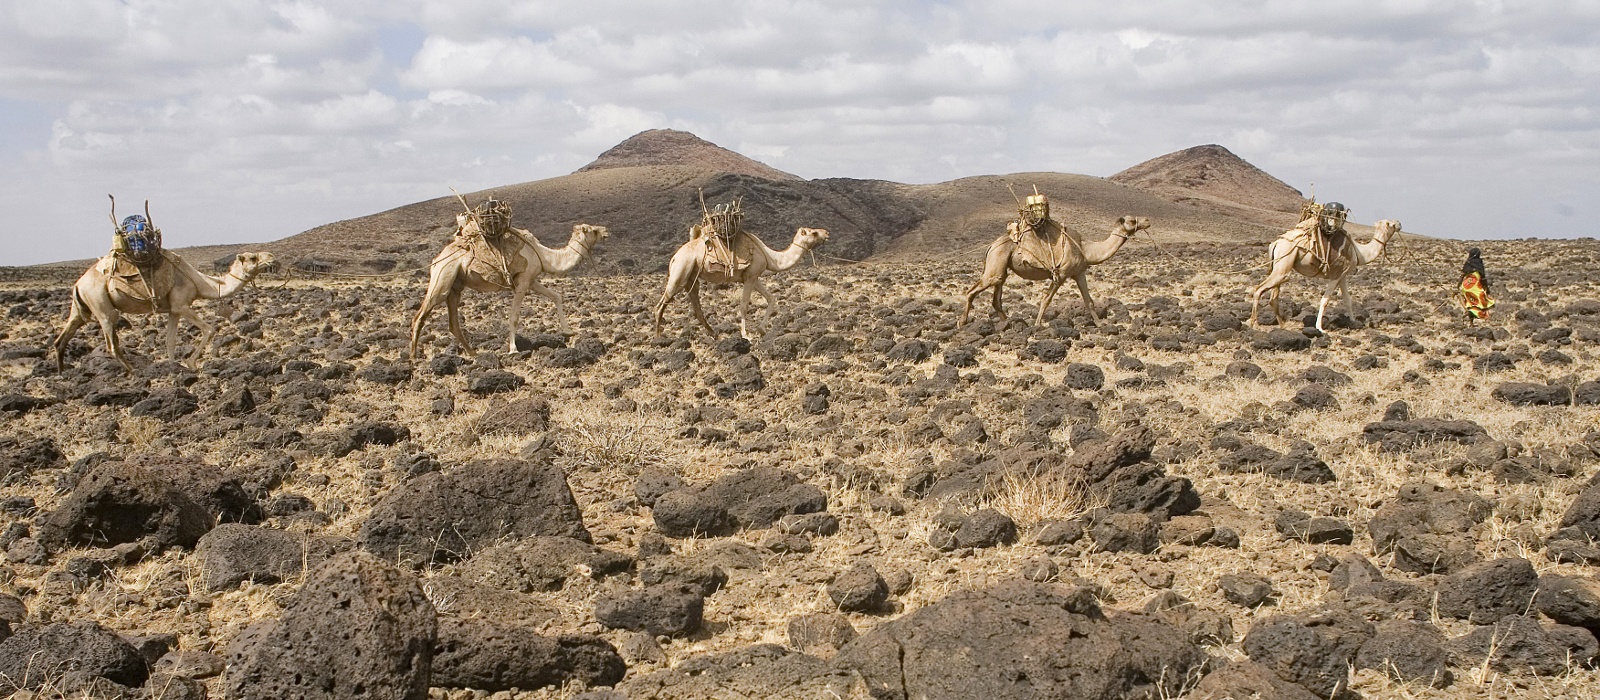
[1111,144,1305,217]
[577,129,802,181]
[38,134,1316,273]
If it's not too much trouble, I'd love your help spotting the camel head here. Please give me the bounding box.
[1373,219,1402,240]
[231,252,278,277]
[1115,215,1152,236]
[570,224,608,259]
[794,227,830,250]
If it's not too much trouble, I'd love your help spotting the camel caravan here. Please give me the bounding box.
[55,186,1413,372]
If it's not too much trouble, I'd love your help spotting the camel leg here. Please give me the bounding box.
[165,313,180,360]
[98,308,132,372]
[409,267,457,361]
[173,306,214,367]
[1250,271,1291,329]
[653,259,697,338]
[1270,287,1285,326]
[528,279,570,337]
[687,280,716,337]
[1315,277,1342,332]
[960,271,999,327]
[1034,278,1065,328]
[1073,272,1100,326]
[1341,278,1365,328]
[445,287,472,356]
[737,280,755,339]
[506,279,528,354]
[752,277,779,338]
[651,290,674,338]
[53,290,92,371]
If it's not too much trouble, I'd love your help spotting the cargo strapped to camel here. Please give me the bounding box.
[442,192,519,289]
[101,195,173,311]
[695,193,751,275]
[1294,197,1349,273]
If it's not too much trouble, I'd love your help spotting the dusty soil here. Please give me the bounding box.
[2,234,1599,699]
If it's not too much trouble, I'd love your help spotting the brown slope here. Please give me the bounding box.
[146,167,1291,276]
[41,135,1330,274]
[1111,145,1306,226]
[256,165,922,275]
[876,172,1285,263]
[578,129,802,182]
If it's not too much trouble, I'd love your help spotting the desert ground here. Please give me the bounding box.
[2,235,1600,699]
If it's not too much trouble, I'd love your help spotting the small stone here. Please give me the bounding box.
[827,563,889,613]
[1217,572,1275,607]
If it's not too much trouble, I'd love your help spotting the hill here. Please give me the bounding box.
[578,129,801,181]
[36,136,1332,275]
[1110,145,1306,228]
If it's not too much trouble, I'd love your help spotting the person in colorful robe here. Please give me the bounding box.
[1459,247,1495,324]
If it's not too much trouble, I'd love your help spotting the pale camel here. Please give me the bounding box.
[54,251,277,372]
[959,215,1151,329]
[1249,219,1402,332]
[651,227,829,339]
[408,216,608,360]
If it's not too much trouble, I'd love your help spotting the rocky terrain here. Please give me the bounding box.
[0,229,1598,698]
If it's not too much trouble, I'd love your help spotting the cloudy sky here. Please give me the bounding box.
[2,0,1596,265]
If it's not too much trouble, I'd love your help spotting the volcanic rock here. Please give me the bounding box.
[359,456,589,566]
[224,551,437,700]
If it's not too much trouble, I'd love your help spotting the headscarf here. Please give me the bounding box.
[1461,248,1490,293]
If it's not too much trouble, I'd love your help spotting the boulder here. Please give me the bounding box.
[1355,620,1452,687]
[457,536,632,593]
[121,453,263,524]
[652,466,827,537]
[1361,418,1489,451]
[1557,470,1600,540]
[1062,363,1105,391]
[835,580,1204,700]
[1065,427,1200,519]
[1191,659,1320,700]
[827,563,889,613]
[954,508,1017,548]
[1435,557,1539,623]
[1218,572,1276,607]
[594,584,704,638]
[1450,615,1599,675]
[1252,329,1312,352]
[36,459,213,553]
[787,613,857,658]
[359,456,589,566]
[0,621,148,692]
[431,618,624,692]
[1367,483,1491,574]
[1242,617,1355,700]
[1089,512,1159,554]
[224,551,437,700]
[475,396,551,435]
[1491,382,1571,406]
[1535,574,1600,636]
[614,644,857,699]
[0,433,65,485]
[195,523,349,592]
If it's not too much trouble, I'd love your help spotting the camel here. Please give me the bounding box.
[651,226,829,339]
[54,251,278,372]
[408,215,608,360]
[1249,219,1402,332]
[959,215,1151,330]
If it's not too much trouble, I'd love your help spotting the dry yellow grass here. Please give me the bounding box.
[1,236,1598,698]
